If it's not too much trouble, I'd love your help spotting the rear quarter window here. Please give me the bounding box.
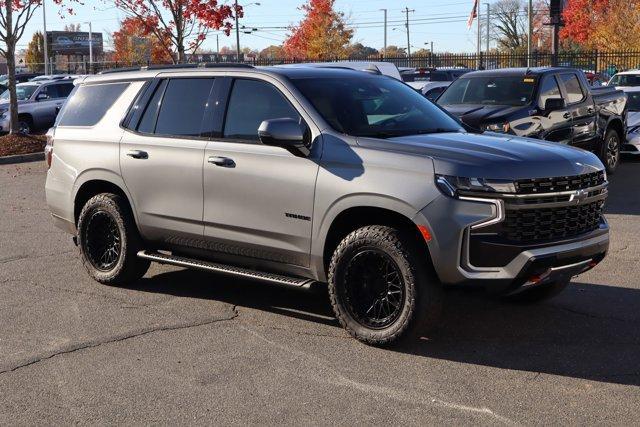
[58,82,130,127]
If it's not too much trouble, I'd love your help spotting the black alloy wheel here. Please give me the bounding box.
[83,210,122,271]
[343,249,406,329]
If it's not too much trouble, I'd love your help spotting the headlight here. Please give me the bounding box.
[484,122,510,133]
[435,174,517,197]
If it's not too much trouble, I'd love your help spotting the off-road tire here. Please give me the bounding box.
[600,128,621,175]
[328,225,443,346]
[17,116,32,135]
[506,278,570,304]
[77,193,149,286]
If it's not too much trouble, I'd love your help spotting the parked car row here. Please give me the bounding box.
[0,74,83,134]
[45,62,612,345]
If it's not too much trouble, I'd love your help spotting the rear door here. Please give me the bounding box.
[558,72,598,149]
[120,77,216,243]
[535,74,573,144]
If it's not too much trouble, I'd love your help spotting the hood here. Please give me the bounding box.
[357,132,604,180]
[440,103,526,129]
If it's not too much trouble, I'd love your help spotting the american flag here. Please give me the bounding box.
[467,0,479,29]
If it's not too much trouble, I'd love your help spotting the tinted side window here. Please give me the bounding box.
[58,82,130,127]
[154,78,214,137]
[224,79,301,141]
[538,75,562,107]
[54,83,74,98]
[560,73,584,103]
[431,71,448,81]
[137,80,167,134]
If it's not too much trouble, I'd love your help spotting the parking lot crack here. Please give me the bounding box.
[0,306,239,376]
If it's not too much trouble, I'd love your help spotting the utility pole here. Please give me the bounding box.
[485,3,490,54]
[527,0,533,67]
[43,0,48,75]
[380,9,387,59]
[403,7,414,59]
[87,22,93,73]
[235,0,241,60]
[216,34,220,55]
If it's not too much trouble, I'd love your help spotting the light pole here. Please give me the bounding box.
[84,21,93,73]
[527,0,532,67]
[380,9,387,59]
[43,0,49,75]
[235,1,260,60]
[485,3,490,54]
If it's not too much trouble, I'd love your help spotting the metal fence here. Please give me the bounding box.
[21,50,640,76]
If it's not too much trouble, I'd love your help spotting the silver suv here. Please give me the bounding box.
[0,79,75,134]
[45,65,610,345]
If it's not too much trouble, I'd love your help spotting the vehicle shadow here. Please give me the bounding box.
[605,159,640,215]
[136,269,639,386]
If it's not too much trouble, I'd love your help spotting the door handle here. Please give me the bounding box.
[563,112,572,119]
[208,156,235,167]
[126,149,148,159]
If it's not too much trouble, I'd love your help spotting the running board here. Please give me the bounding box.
[137,250,315,287]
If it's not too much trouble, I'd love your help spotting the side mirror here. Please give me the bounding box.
[36,93,49,101]
[544,97,565,111]
[258,118,310,156]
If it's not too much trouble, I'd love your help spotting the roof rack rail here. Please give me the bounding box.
[202,62,254,69]
[99,62,255,75]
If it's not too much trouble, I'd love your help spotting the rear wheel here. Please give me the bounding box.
[505,278,570,304]
[17,116,32,135]
[328,225,443,346]
[77,193,149,286]
[601,129,620,175]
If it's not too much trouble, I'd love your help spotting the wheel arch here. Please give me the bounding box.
[606,117,625,140]
[318,204,432,282]
[72,173,138,228]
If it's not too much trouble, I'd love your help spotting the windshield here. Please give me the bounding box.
[609,74,640,87]
[628,91,640,111]
[0,84,38,101]
[291,76,463,138]
[438,76,536,106]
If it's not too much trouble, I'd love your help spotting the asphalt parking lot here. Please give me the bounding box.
[1,159,639,424]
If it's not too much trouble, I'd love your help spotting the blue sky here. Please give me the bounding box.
[17,0,483,54]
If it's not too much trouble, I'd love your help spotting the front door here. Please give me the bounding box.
[120,77,216,243]
[202,78,319,268]
[535,74,573,144]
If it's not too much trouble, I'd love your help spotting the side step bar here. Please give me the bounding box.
[137,250,315,287]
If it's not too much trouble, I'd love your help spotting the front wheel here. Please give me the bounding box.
[77,193,150,286]
[601,129,621,175]
[328,225,443,346]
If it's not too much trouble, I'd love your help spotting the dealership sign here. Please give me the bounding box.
[47,31,103,55]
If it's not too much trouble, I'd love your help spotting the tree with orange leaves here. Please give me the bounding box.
[561,0,640,50]
[112,17,173,64]
[283,0,353,59]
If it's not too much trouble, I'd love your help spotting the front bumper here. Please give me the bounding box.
[414,193,609,289]
[622,132,640,155]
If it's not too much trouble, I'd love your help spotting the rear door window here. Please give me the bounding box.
[223,79,301,141]
[559,73,585,104]
[58,82,130,127]
[153,78,215,137]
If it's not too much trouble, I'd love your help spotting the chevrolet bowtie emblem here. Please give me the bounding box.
[569,189,588,204]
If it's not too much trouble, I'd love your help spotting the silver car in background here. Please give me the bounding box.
[623,87,640,155]
[0,79,75,134]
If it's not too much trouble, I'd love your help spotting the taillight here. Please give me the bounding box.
[45,128,54,169]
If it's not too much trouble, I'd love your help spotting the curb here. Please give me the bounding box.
[0,152,45,165]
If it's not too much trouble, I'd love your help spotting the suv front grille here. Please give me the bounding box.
[501,200,605,242]
[515,171,605,194]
